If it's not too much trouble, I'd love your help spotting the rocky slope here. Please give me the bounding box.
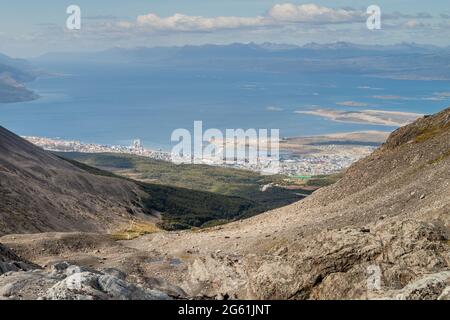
[131,107,449,299]
[0,125,153,235]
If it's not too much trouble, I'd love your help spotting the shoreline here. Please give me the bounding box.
[295,108,424,127]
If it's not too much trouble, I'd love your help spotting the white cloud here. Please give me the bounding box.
[119,3,366,33]
[135,13,266,32]
[403,20,428,28]
[116,21,133,29]
[267,3,363,23]
[266,106,284,111]
[114,3,435,34]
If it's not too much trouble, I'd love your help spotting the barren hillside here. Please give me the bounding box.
[0,125,152,235]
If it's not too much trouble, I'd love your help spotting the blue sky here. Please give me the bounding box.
[1,1,450,57]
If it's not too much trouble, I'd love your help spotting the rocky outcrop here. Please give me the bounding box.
[366,271,450,300]
[0,243,38,275]
[183,219,449,299]
[0,261,172,300]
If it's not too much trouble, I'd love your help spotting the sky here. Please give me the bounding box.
[1,0,450,57]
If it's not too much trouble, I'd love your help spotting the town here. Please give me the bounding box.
[24,136,374,176]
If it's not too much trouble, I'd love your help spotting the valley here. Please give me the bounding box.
[0,39,449,302]
[0,107,449,300]
[56,151,323,230]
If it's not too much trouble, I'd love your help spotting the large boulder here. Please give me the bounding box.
[373,271,450,300]
[0,261,172,300]
[0,243,38,275]
[183,219,449,299]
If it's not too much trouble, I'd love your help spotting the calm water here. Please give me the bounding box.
[1,62,449,150]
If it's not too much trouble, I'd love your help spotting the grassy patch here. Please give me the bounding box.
[428,149,450,165]
[58,153,281,230]
[110,221,161,240]
[56,155,121,179]
[54,152,293,199]
[138,182,262,230]
[303,173,344,187]
[415,123,449,143]
[199,219,230,229]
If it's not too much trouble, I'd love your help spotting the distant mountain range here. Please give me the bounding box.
[33,42,450,81]
[2,41,450,103]
[36,41,450,61]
